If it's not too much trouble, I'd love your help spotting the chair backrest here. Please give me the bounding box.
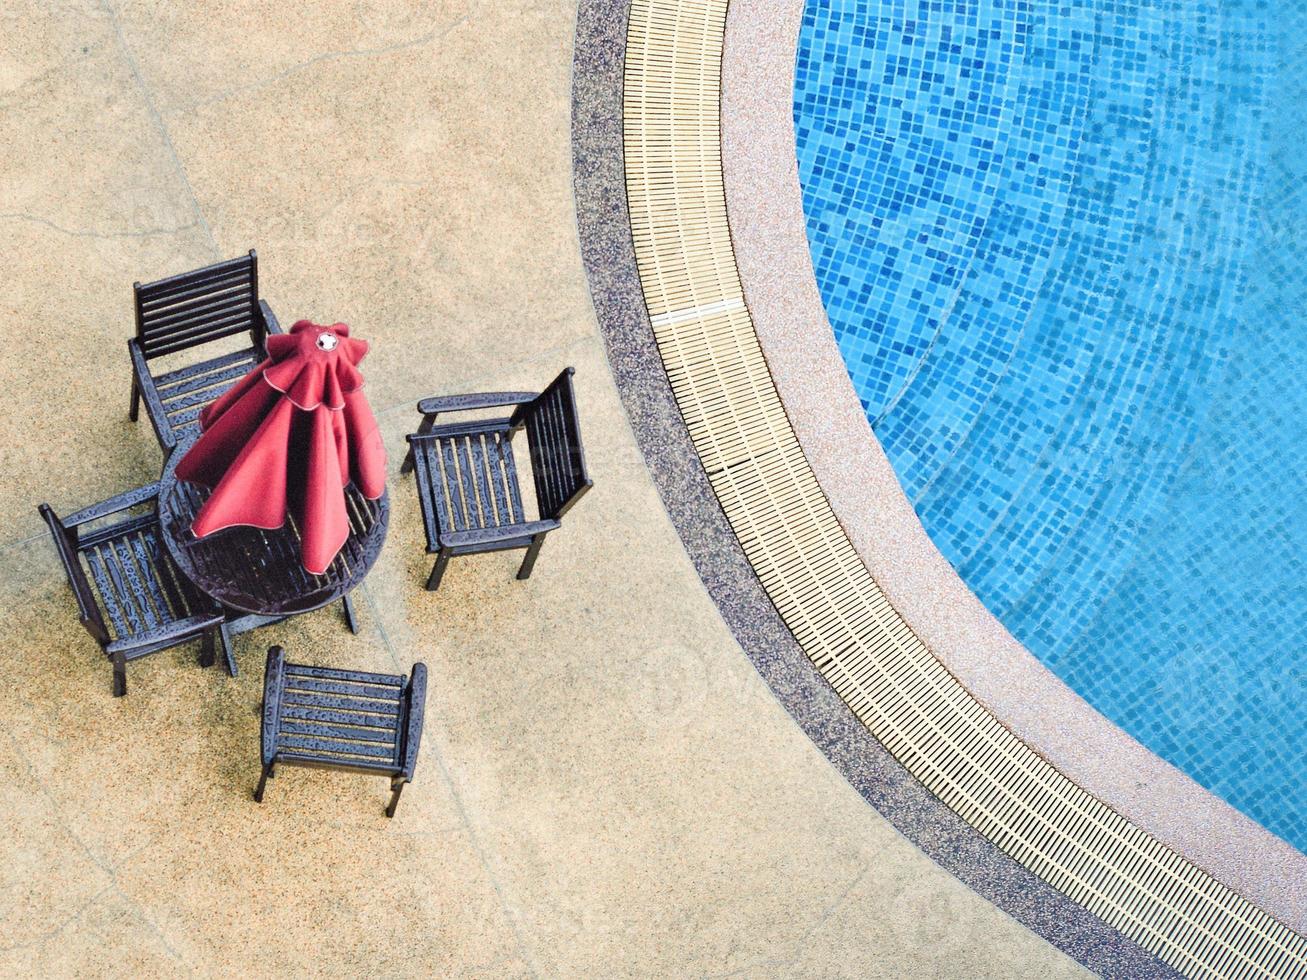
[134,250,260,360]
[513,368,593,521]
[400,662,427,780]
[37,505,110,648]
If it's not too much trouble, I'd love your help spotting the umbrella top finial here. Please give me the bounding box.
[257,320,370,411]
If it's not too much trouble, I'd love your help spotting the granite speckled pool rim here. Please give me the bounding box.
[794,0,1306,852]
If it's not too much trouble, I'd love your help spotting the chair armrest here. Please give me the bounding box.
[441,520,560,548]
[415,391,537,417]
[400,663,427,781]
[128,339,177,450]
[258,299,282,336]
[261,646,286,766]
[63,482,160,528]
[105,613,225,656]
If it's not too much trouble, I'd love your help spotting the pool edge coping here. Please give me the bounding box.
[717,0,1307,931]
[571,0,1187,976]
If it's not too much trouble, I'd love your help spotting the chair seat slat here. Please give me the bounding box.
[282,719,397,745]
[102,538,165,637]
[274,751,399,775]
[101,541,148,637]
[146,325,250,360]
[158,363,254,407]
[284,663,404,687]
[497,433,526,525]
[439,438,467,532]
[160,378,244,416]
[469,434,498,527]
[154,347,261,387]
[283,689,401,716]
[160,359,251,418]
[123,533,169,628]
[281,704,400,732]
[83,547,129,638]
[169,418,202,442]
[484,432,511,526]
[167,404,206,427]
[281,679,400,703]
[455,437,479,527]
[144,529,193,618]
[158,357,259,401]
[277,734,395,761]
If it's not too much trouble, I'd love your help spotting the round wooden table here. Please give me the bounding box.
[157,440,390,618]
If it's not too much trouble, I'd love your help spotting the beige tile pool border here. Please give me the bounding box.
[718,0,1307,934]
[619,0,1307,977]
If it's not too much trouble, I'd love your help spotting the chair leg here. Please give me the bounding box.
[111,652,127,697]
[386,777,406,818]
[341,594,359,634]
[128,378,140,422]
[199,630,216,668]
[425,549,451,591]
[219,622,237,678]
[253,762,274,803]
[517,533,546,581]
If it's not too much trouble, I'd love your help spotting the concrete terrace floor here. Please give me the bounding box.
[1,2,1087,976]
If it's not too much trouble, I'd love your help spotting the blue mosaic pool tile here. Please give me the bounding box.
[796,0,1306,851]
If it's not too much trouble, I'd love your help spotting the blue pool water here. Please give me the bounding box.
[794,0,1306,850]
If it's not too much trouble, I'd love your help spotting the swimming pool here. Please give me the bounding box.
[794,0,1306,851]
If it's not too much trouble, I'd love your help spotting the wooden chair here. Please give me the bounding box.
[128,250,282,452]
[255,647,427,817]
[38,483,229,696]
[401,367,593,590]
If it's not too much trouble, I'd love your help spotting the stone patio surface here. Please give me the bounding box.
[0,2,1086,975]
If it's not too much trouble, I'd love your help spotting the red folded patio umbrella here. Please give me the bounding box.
[175,320,387,575]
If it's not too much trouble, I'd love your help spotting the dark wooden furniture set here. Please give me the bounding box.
[38,252,590,813]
